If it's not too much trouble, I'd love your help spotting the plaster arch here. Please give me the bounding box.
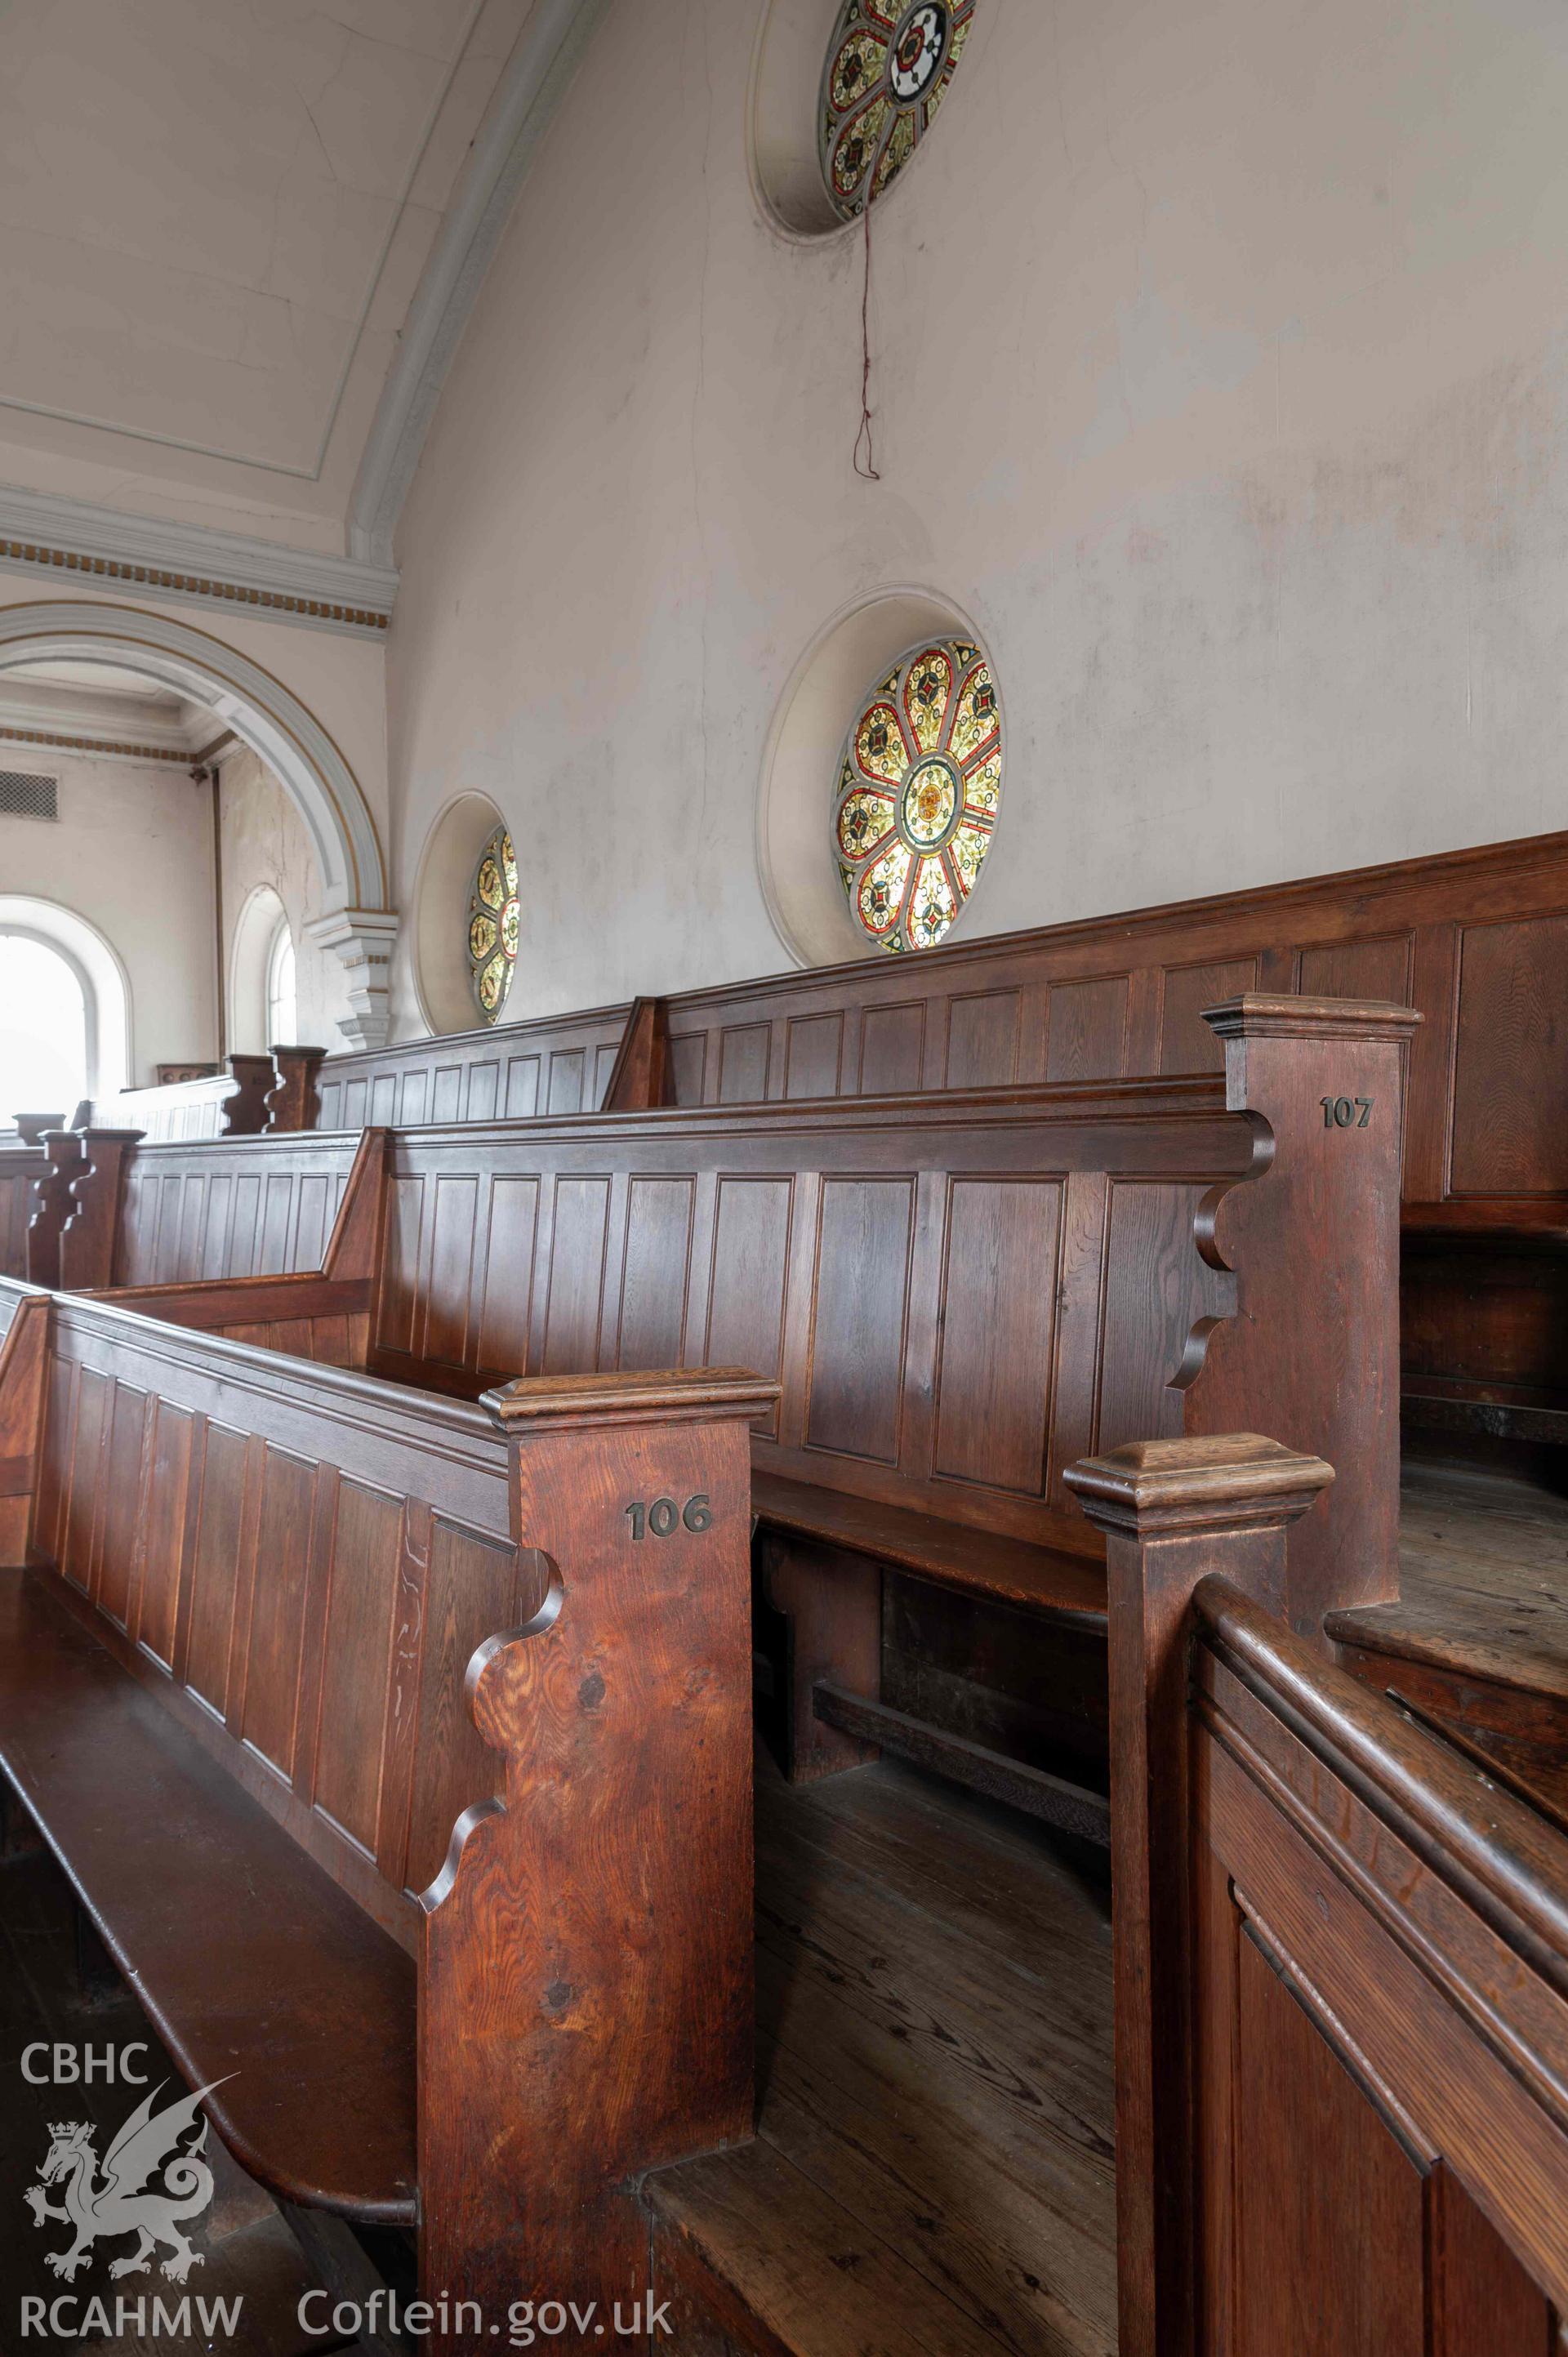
[0,599,398,1045]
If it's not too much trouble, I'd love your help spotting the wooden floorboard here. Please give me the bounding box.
[647,1755,1116,2357]
[1334,1453,1568,1698]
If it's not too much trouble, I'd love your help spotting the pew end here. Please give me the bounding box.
[1070,1430,1568,2356]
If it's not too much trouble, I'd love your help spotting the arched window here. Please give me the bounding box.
[0,897,127,1122]
[466,827,519,1023]
[266,920,297,1047]
[833,638,1002,952]
[0,933,88,1126]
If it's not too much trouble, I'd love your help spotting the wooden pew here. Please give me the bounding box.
[1069,1431,1568,2355]
[301,827,1568,1446]
[80,994,1418,1830]
[314,1000,638,1129]
[0,1272,774,2335]
[0,1140,46,1280]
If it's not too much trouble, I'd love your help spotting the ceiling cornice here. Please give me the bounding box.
[0,486,399,635]
[347,0,613,567]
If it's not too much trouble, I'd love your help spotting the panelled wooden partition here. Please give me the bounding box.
[296,828,1568,1196]
[1070,1432,1568,2357]
[79,998,1418,1820]
[0,1273,777,2333]
[0,1144,43,1280]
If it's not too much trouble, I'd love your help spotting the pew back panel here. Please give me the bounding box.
[25,1282,525,1943]
[115,1133,359,1287]
[0,1145,43,1278]
[314,1003,634,1131]
[305,831,1568,1210]
[370,1082,1248,1565]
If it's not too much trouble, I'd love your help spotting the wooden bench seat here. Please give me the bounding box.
[749,1469,1108,1620]
[0,1566,416,2221]
[0,1275,777,2341]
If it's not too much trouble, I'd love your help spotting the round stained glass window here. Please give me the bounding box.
[833,639,1001,954]
[819,0,975,219]
[466,826,519,1023]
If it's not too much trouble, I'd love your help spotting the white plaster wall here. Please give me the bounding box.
[387,0,1568,1027]
[0,752,216,1083]
[219,746,337,1050]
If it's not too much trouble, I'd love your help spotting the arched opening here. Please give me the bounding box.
[409,791,514,1035]
[0,895,130,1125]
[229,884,290,1055]
[0,599,396,1048]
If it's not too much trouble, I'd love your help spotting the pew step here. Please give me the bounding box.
[0,1567,417,2225]
[1332,1450,1568,1825]
[812,1683,1111,1846]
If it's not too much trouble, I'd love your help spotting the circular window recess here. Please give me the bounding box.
[750,0,977,238]
[757,589,1002,968]
[412,791,513,1035]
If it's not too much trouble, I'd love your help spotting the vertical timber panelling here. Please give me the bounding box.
[403,1516,527,1900]
[718,1025,770,1104]
[135,1398,194,1671]
[1096,1182,1219,1451]
[234,1446,317,1779]
[309,1478,405,1859]
[617,1178,695,1370]
[1045,976,1130,1082]
[1449,914,1568,1195]
[1233,1915,1428,2355]
[931,1178,1062,1495]
[804,1178,915,1464]
[180,1423,244,1717]
[784,1014,844,1100]
[704,1178,792,1442]
[858,1001,925,1096]
[476,1176,538,1380]
[1159,959,1258,1073]
[945,990,1022,1087]
[540,1178,610,1374]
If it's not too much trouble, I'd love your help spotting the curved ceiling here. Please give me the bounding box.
[0,0,600,564]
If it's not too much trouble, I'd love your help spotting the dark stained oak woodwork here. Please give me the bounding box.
[22,1129,82,1288]
[1069,1432,1568,2357]
[69,999,1414,1817]
[265,1045,327,1132]
[0,1142,47,1281]
[0,1272,777,2341]
[91,1052,276,1142]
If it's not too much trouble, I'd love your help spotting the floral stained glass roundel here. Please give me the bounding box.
[466,826,519,1023]
[819,0,975,219]
[834,639,1002,954]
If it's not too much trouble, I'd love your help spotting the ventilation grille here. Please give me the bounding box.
[0,772,57,821]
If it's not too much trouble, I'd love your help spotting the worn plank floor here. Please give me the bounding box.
[646,1754,1116,2357]
[1337,1450,1568,1699]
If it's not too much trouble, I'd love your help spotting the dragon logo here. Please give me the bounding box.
[24,2078,227,2283]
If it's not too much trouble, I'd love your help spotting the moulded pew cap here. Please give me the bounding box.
[1066,1432,1334,1537]
[481,1366,780,1434]
[1201,992,1423,1042]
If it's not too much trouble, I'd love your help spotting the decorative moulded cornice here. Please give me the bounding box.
[0,486,399,636]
